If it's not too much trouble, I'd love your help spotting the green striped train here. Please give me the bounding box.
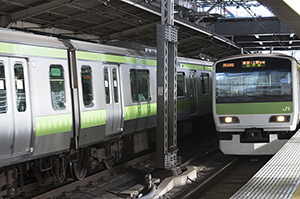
[0,28,212,196]
[213,53,300,155]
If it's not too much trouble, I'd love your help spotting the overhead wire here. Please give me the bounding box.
[239,1,288,51]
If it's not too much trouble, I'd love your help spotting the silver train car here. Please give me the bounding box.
[213,53,300,155]
[0,28,212,197]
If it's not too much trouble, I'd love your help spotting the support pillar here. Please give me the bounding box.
[156,0,179,170]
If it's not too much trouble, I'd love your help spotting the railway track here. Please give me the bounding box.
[14,153,156,199]
[171,155,272,199]
[13,125,237,199]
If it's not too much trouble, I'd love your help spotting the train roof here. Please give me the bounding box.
[67,39,213,66]
[66,39,156,59]
[214,53,298,63]
[177,56,213,66]
[0,28,67,50]
[0,28,213,66]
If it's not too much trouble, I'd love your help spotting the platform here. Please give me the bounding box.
[230,129,300,199]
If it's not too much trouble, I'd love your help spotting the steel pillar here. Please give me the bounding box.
[156,0,179,169]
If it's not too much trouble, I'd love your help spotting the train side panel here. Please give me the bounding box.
[0,29,72,166]
[177,68,190,120]
[177,62,213,121]
[0,57,14,158]
[75,58,106,147]
[198,67,212,116]
[0,56,32,159]
[103,63,123,136]
[121,63,157,135]
[30,56,73,156]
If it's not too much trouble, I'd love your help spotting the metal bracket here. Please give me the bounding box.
[164,24,178,43]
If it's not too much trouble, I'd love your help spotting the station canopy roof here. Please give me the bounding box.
[0,0,242,60]
[0,0,300,60]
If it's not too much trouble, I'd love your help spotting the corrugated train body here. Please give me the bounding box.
[0,28,212,197]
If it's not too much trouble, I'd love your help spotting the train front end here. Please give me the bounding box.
[213,54,299,155]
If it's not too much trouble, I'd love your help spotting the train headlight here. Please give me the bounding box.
[269,115,290,123]
[219,116,240,124]
[277,116,285,122]
[225,117,232,123]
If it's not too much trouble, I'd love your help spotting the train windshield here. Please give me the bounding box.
[215,57,292,103]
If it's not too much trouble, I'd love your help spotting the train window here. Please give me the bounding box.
[177,72,186,97]
[49,65,66,110]
[104,68,110,104]
[130,69,150,102]
[201,73,210,94]
[14,63,26,112]
[81,66,94,107]
[0,63,7,114]
[113,68,119,103]
[190,72,197,97]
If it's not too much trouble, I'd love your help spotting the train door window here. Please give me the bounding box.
[49,65,66,110]
[112,68,119,103]
[130,69,150,102]
[190,72,197,97]
[104,68,110,104]
[201,73,210,94]
[177,72,186,97]
[81,65,94,107]
[14,63,26,112]
[0,62,7,114]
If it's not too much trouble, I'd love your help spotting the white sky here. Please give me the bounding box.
[203,1,274,18]
[203,1,300,61]
[283,0,300,16]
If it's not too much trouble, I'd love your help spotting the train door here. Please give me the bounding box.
[189,70,198,115]
[10,58,32,155]
[0,57,32,157]
[0,57,14,157]
[104,65,123,135]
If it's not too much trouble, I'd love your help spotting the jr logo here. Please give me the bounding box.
[282,106,291,111]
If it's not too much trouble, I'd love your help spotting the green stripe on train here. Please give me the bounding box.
[180,63,212,71]
[35,114,72,137]
[205,66,212,71]
[140,58,156,66]
[178,99,191,110]
[77,51,139,64]
[178,97,211,110]
[124,103,157,121]
[0,42,67,58]
[180,63,204,70]
[216,102,293,115]
[199,97,212,106]
[81,109,106,129]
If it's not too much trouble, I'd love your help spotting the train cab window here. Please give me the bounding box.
[201,73,210,94]
[14,64,26,112]
[104,68,110,104]
[113,68,119,103]
[130,69,150,102]
[49,65,66,110]
[177,72,186,97]
[81,66,94,107]
[0,63,7,114]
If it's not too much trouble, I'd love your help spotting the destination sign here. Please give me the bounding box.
[242,60,266,68]
[222,63,234,68]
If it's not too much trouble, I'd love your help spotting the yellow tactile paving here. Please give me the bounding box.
[291,184,300,199]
